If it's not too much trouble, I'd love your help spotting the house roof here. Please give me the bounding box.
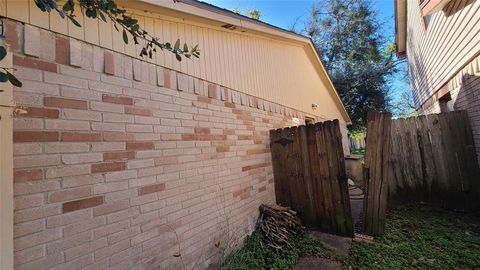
[395,0,407,57]
[129,0,352,124]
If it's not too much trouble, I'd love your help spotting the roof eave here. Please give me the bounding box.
[130,0,352,124]
[395,0,407,56]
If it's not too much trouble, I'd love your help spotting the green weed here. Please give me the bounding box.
[343,206,480,269]
[222,232,329,270]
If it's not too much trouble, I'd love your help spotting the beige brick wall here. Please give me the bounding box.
[5,19,349,269]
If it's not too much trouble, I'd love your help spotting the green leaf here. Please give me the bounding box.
[6,71,22,87]
[69,16,81,27]
[0,46,6,62]
[174,39,180,51]
[122,30,129,44]
[183,43,188,53]
[62,0,73,12]
[0,71,8,83]
[175,54,182,62]
[99,11,107,22]
[85,8,97,18]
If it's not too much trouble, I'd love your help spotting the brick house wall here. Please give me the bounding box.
[5,18,329,270]
[418,56,480,165]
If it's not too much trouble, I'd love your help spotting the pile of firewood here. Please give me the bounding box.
[257,204,305,250]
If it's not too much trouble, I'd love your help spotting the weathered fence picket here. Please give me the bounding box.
[362,112,392,236]
[270,120,353,236]
[388,111,480,209]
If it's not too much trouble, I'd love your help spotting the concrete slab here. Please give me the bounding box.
[310,231,352,257]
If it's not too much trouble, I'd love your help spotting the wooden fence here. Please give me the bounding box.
[362,112,392,236]
[389,111,480,209]
[270,120,353,236]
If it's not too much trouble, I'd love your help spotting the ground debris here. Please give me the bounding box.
[257,204,305,250]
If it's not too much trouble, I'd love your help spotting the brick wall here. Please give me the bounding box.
[6,19,337,270]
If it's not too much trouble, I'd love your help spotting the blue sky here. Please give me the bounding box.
[204,0,408,108]
[205,0,395,38]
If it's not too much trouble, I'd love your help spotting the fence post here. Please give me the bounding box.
[362,112,392,236]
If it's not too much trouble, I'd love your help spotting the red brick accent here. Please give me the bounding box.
[14,131,59,142]
[232,109,243,115]
[197,96,211,104]
[208,84,218,99]
[233,185,253,198]
[103,151,135,161]
[91,162,126,173]
[62,132,102,142]
[125,107,151,116]
[242,162,269,172]
[5,20,21,52]
[164,69,171,89]
[138,183,165,196]
[225,102,235,108]
[13,55,57,73]
[44,97,88,110]
[216,146,230,152]
[181,134,195,141]
[14,169,43,182]
[18,107,59,118]
[62,196,104,213]
[104,52,114,75]
[435,83,450,100]
[56,36,69,65]
[194,127,210,134]
[223,129,235,135]
[126,141,154,151]
[102,95,134,105]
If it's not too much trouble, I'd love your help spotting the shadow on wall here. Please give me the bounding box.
[453,74,480,165]
[406,30,429,108]
[443,0,475,17]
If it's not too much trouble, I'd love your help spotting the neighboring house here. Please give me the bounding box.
[395,0,480,159]
[0,1,351,269]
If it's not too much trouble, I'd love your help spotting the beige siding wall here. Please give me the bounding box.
[405,0,480,107]
[1,0,347,124]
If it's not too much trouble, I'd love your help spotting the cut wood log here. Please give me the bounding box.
[257,204,305,250]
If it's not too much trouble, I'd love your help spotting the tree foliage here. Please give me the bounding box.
[231,7,262,20]
[1,0,199,87]
[305,0,402,131]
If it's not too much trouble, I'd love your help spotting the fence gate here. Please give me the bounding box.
[362,112,392,236]
[270,120,353,236]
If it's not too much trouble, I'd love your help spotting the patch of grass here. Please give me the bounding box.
[222,232,330,270]
[343,206,480,269]
[351,147,365,155]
